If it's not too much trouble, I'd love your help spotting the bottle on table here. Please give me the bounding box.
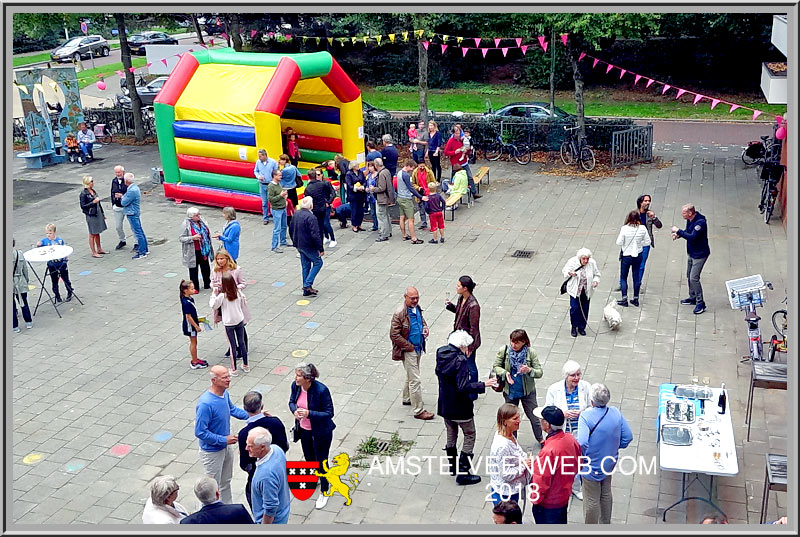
[717,383,726,414]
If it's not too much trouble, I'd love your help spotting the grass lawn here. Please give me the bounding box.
[12,53,52,67]
[76,58,147,89]
[362,85,787,120]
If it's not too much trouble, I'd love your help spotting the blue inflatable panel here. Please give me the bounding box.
[173,121,256,146]
[283,102,340,125]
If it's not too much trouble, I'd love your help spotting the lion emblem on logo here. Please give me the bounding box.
[315,453,360,506]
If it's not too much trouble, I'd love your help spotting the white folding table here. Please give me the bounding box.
[657,383,739,521]
[22,245,84,318]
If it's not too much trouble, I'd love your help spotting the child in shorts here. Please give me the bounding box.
[425,182,446,244]
[180,280,208,370]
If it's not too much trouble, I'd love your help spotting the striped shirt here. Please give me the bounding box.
[565,382,580,434]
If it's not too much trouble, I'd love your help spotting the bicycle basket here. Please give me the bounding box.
[745,142,764,158]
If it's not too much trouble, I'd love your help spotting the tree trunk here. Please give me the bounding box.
[549,27,556,117]
[568,40,586,137]
[222,15,232,47]
[229,14,243,52]
[417,40,428,126]
[115,13,144,141]
[190,13,205,45]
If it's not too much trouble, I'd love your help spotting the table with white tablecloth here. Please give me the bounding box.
[22,245,84,318]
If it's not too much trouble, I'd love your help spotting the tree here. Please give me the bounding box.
[189,13,205,45]
[115,13,145,141]
[545,13,660,135]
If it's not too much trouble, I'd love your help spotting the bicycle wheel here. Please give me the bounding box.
[579,146,596,171]
[758,180,769,213]
[560,141,573,165]
[750,335,763,361]
[485,143,503,161]
[768,337,777,362]
[764,193,775,224]
[772,309,787,337]
[741,148,759,166]
[513,144,532,165]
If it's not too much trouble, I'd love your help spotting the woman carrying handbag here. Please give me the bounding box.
[561,248,601,338]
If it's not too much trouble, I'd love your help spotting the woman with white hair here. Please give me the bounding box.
[435,330,499,486]
[545,359,592,499]
[561,247,601,337]
[180,207,215,292]
[142,475,188,523]
[288,362,335,509]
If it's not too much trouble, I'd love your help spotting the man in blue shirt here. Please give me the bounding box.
[576,383,633,524]
[246,427,291,524]
[195,365,249,505]
[380,134,399,178]
[254,149,278,225]
[671,203,711,314]
[390,287,434,420]
[118,173,148,259]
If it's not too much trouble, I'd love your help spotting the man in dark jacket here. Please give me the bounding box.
[390,287,434,420]
[435,330,498,485]
[380,134,399,178]
[180,476,254,524]
[671,203,710,314]
[303,169,337,248]
[237,391,289,512]
[289,196,324,297]
[110,165,131,250]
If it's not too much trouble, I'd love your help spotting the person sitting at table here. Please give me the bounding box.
[76,122,96,164]
[36,223,74,303]
[64,132,81,162]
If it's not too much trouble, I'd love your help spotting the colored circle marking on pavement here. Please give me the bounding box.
[153,431,173,443]
[28,284,36,290]
[272,281,285,288]
[272,365,292,375]
[290,350,308,358]
[65,461,85,473]
[164,272,178,278]
[22,453,43,465]
[300,311,314,318]
[79,270,92,276]
[296,299,310,306]
[247,279,257,285]
[305,322,320,329]
[113,267,127,273]
[109,444,132,457]
[138,271,152,275]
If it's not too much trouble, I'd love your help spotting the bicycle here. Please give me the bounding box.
[560,126,596,171]
[484,135,532,165]
[768,296,787,362]
[758,157,785,224]
[742,135,781,166]
[729,276,772,362]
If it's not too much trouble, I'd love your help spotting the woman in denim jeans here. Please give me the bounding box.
[365,161,379,231]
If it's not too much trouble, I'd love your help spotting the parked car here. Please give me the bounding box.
[363,101,393,120]
[485,102,573,120]
[127,32,180,55]
[116,76,168,108]
[50,35,110,63]
[204,17,226,35]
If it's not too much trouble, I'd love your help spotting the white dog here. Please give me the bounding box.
[602,299,623,330]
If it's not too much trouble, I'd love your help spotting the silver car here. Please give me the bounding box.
[51,35,110,63]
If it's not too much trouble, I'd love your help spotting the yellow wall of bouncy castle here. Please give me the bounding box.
[340,96,365,164]
[254,111,284,162]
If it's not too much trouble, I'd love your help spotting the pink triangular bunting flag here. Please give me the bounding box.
[220,32,228,41]
[441,44,447,54]
[115,70,123,76]
[675,88,687,99]
[619,69,626,79]
[250,29,257,38]
[520,45,528,55]
[729,104,740,113]
[662,84,671,95]
[515,38,522,47]
[494,38,501,48]
[501,47,508,57]
[538,36,547,51]
[188,48,194,52]
[592,58,599,68]
[606,64,614,74]
[128,67,135,73]
[285,34,292,40]
[646,78,654,88]
[561,34,568,46]
[462,47,469,57]
[634,74,642,85]
[422,41,429,50]
[579,52,586,62]
[693,94,704,105]
[481,48,488,58]
[146,62,152,68]
[199,44,208,49]
[160,58,168,67]
[474,37,481,47]
[209,39,214,46]
[752,110,763,121]
[710,99,721,110]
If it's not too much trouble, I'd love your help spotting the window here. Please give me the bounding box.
[528,106,550,118]
[507,107,527,118]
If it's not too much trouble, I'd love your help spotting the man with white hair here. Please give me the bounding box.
[180,476,253,524]
[289,195,325,297]
[254,149,278,225]
[380,133,399,178]
[110,165,132,250]
[576,383,633,524]
[435,330,499,485]
[545,359,591,500]
[194,365,249,505]
[246,427,291,524]
[118,172,148,259]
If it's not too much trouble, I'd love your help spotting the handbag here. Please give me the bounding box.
[561,264,585,295]
[295,169,304,188]
[290,421,301,443]
[491,346,509,392]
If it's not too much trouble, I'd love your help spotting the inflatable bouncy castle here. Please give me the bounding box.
[154,49,364,213]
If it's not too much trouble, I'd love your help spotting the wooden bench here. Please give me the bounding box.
[745,361,787,441]
[474,166,490,186]
[445,190,473,221]
[16,150,66,169]
[760,454,787,523]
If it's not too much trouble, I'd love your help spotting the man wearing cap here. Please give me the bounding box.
[529,406,582,524]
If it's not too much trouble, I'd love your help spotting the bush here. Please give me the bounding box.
[374,83,417,93]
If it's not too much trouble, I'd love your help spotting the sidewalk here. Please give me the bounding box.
[11,140,789,526]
